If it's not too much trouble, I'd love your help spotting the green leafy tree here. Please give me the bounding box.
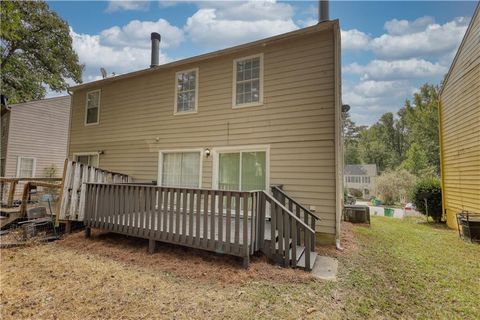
[358,126,392,171]
[343,111,366,165]
[1,1,83,103]
[404,84,440,174]
[401,143,433,177]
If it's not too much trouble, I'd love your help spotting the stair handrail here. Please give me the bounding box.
[271,186,319,220]
[262,191,315,235]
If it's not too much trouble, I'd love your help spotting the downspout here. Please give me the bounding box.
[333,21,344,251]
[437,99,449,226]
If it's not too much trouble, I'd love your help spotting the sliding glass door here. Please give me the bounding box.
[218,151,266,191]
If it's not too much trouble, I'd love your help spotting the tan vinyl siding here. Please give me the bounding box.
[69,28,339,235]
[439,6,480,228]
[4,96,71,179]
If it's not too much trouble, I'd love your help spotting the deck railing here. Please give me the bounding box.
[261,191,316,270]
[271,186,319,251]
[84,183,257,266]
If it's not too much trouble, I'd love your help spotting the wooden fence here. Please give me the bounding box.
[0,177,62,207]
[84,183,256,266]
[58,160,131,221]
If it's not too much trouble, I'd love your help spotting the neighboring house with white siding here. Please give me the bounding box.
[67,21,343,242]
[0,96,71,182]
[344,164,377,199]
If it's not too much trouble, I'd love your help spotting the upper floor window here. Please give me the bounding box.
[85,90,100,125]
[175,69,198,114]
[16,157,36,177]
[233,54,263,107]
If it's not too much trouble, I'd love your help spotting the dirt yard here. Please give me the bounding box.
[1,217,479,319]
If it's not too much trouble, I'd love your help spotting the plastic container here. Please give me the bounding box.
[384,208,394,217]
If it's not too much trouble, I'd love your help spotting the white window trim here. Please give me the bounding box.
[211,145,270,191]
[85,89,101,126]
[16,156,36,178]
[174,68,199,115]
[73,152,100,167]
[232,53,264,109]
[158,149,203,188]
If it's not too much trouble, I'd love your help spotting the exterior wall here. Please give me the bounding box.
[439,6,480,228]
[69,27,340,235]
[4,96,71,179]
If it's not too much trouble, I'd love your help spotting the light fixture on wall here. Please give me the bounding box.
[97,150,105,155]
[205,148,211,158]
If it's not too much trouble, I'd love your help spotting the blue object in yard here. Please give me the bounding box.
[41,194,54,202]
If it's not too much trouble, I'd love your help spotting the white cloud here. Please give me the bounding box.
[344,59,448,81]
[100,19,184,49]
[208,0,294,21]
[343,80,416,125]
[184,8,298,48]
[371,17,469,59]
[70,28,172,81]
[341,29,370,51]
[106,1,150,13]
[384,16,435,35]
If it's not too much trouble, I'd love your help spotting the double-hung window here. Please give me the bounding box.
[233,54,263,107]
[161,151,201,188]
[85,90,100,125]
[175,69,198,114]
[16,157,36,178]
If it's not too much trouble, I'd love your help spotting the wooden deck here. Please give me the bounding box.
[83,183,318,270]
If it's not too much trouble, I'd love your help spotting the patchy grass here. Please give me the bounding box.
[1,217,479,319]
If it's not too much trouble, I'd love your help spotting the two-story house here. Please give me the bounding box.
[67,20,343,243]
[1,96,70,200]
[344,164,377,199]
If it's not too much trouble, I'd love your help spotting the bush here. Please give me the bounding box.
[410,177,442,222]
[375,169,416,205]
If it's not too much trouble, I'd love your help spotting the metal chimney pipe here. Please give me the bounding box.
[319,0,329,22]
[150,32,161,68]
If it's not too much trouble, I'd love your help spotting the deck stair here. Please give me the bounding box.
[260,186,320,271]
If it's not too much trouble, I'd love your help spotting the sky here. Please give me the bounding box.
[47,0,478,125]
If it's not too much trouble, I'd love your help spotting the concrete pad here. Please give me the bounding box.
[311,255,338,280]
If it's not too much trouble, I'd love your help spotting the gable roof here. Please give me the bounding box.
[439,2,480,96]
[69,20,338,92]
[344,164,377,176]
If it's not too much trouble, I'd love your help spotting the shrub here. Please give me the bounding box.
[375,169,416,205]
[410,177,443,222]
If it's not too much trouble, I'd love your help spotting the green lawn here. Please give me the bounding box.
[337,217,480,319]
[1,217,479,319]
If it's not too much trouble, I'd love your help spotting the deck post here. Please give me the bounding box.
[242,255,250,269]
[65,220,72,234]
[85,227,91,238]
[148,238,156,254]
